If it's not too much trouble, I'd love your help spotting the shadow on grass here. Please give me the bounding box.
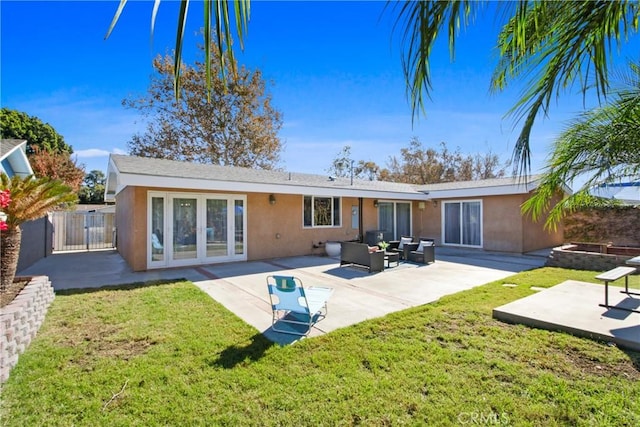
[209,333,276,369]
[54,278,187,296]
[627,349,640,372]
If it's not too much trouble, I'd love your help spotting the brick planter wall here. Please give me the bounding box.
[1,276,55,383]
[546,245,636,271]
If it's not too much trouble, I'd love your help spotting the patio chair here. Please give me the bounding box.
[267,275,334,336]
[406,238,435,264]
[390,236,415,259]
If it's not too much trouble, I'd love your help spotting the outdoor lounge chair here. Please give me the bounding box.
[406,238,435,264]
[390,236,415,259]
[267,275,334,336]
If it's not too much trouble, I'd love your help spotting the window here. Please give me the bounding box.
[443,200,482,247]
[303,196,341,227]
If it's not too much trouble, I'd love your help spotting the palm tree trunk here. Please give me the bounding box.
[1,226,21,292]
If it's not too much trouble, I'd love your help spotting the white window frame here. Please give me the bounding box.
[441,199,483,248]
[302,195,341,228]
[376,200,412,240]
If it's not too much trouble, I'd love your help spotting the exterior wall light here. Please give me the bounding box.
[269,194,276,205]
[373,199,379,208]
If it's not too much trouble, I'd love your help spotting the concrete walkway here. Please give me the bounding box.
[19,248,546,344]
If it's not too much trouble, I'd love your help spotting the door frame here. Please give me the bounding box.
[376,200,412,240]
[147,191,247,269]
[441,199,483,248]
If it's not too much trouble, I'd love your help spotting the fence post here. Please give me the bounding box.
[85,213,90,251]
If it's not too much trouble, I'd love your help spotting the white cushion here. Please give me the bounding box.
[399,237,413,249]
[416,240,433,252]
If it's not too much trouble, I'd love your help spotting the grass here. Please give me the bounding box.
[1,268,639,426]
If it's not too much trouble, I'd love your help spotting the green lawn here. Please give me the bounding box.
[1,268,638,426]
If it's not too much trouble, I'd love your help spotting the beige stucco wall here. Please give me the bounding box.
[114,186,563,271]
[117,187,377,271]
[115,186,148,271]
[247,194,362,260]
[412,201,441,243]
[413,194,563,253]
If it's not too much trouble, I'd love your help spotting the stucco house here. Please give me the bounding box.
[105,154,565,271]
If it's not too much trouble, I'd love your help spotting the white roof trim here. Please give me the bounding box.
[109,171,424,201]
[425,183,539,199]
[0,140,33,177]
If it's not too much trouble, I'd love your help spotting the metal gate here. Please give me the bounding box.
[51,211,116,252]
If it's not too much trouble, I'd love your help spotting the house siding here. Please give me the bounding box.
[115,186,147,271]
[246,193,363,260]
[413,201,441,242]
[522,192,565,252]
[414,194,563,253]
[118,188,381,270]
[115,185,564,271]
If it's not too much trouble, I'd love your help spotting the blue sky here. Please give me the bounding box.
[1,1,636,184]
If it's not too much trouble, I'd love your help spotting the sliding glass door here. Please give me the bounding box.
[148,192,246,268]
[378,201,411,240]
[443,200,482,247]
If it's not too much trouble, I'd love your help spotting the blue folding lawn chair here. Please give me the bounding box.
[266,275,334,336]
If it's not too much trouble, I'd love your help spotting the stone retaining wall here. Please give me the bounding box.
[546,245,636,271]
[1,276,55,383]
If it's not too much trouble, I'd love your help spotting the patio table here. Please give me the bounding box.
[384,251,400,268]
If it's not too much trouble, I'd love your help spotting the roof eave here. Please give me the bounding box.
[112,172,426,200]
[424,182,542,199]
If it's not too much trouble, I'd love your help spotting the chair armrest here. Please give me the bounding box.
[404,243,419,259]
[369,250,385,272]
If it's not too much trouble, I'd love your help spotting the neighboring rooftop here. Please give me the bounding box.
[590,182,640,205]
[0,139,33,178]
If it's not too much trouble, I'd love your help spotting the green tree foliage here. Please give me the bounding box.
[124,46,282,169]
[78,170,106,204]
[522,62,640,230]
[381,138,506,184]
[0,108,85,191]
[0,108,72,154]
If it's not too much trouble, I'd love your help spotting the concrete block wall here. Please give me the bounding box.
[546,246,635,271]
[1,276,55,384]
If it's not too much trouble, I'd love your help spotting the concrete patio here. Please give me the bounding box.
[494,280,640,352]
[20,247,639,349]
[19,247,546,344]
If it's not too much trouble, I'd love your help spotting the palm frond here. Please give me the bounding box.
[390,0,479,123]
[522,59,640,229]
[492,0,640,176]
[0,174,77,229]
[105,0,250,101]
